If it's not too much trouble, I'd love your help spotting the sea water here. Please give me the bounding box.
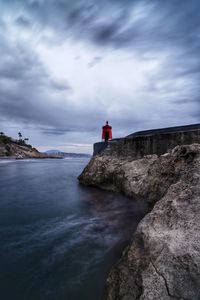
[0,158,148,300]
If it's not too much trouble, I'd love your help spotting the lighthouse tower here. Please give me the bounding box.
[102,121,112,142]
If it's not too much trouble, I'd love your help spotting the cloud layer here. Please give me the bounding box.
[0,0,199,152]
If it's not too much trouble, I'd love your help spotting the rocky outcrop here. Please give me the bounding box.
[0,136,59,159]
[78,144,200,299]
[0,141,45,158]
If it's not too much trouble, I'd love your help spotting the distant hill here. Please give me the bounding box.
[45,150,91,158]
[0,134,61,159]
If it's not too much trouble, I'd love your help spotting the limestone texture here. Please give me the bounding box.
[78,144,200,300]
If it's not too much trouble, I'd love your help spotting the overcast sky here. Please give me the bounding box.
[0,0,199,153]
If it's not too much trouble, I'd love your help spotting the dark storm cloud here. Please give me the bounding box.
[39,125,99,136]
[0,0,200,144]
[16,0,199,50]
[2,0,200,52]
[49,80,72,91]
[5,0,200,66]
[40,128,74,135]
[0,28,73,130]
[16,0,200,86]
[0,32,105,134]
[0,27,71,89]
[172,97,200,106]
[0,48,42,81]
[15,15,31,27]
[87,56,103,68]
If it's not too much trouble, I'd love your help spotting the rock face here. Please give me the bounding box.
[0,141,45,158]
[0,137,55,159]
[78,144,200,299]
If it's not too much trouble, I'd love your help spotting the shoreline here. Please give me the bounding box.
[79,143,200,299]
[0,156,17,160]
[0,155,63,160]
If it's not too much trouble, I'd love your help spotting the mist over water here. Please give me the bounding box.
[0,158,148,300]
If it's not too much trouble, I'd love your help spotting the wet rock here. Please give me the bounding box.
[79,144,200,299]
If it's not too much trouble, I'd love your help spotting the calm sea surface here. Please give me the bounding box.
[0,158,148,300]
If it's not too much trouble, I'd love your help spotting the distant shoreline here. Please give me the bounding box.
[0,155,91,160]
[0,156,17,160]
[0,155,63,160]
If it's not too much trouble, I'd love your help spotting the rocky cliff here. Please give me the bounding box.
[0,135,56,159]
[78,143,200,299]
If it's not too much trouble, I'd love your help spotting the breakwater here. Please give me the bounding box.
[94,123,200,158]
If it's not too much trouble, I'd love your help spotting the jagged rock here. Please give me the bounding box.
[79,144,200,299]
[78,154,158,200]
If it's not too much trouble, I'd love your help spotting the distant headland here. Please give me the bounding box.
[0,132,91,159]
[0,132,60,159]
[44,150,91,158]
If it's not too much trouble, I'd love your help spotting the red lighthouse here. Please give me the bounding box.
[102,121,112,142]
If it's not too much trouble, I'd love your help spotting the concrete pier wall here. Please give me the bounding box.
[93,141,108,156]
[93,124,200,158]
